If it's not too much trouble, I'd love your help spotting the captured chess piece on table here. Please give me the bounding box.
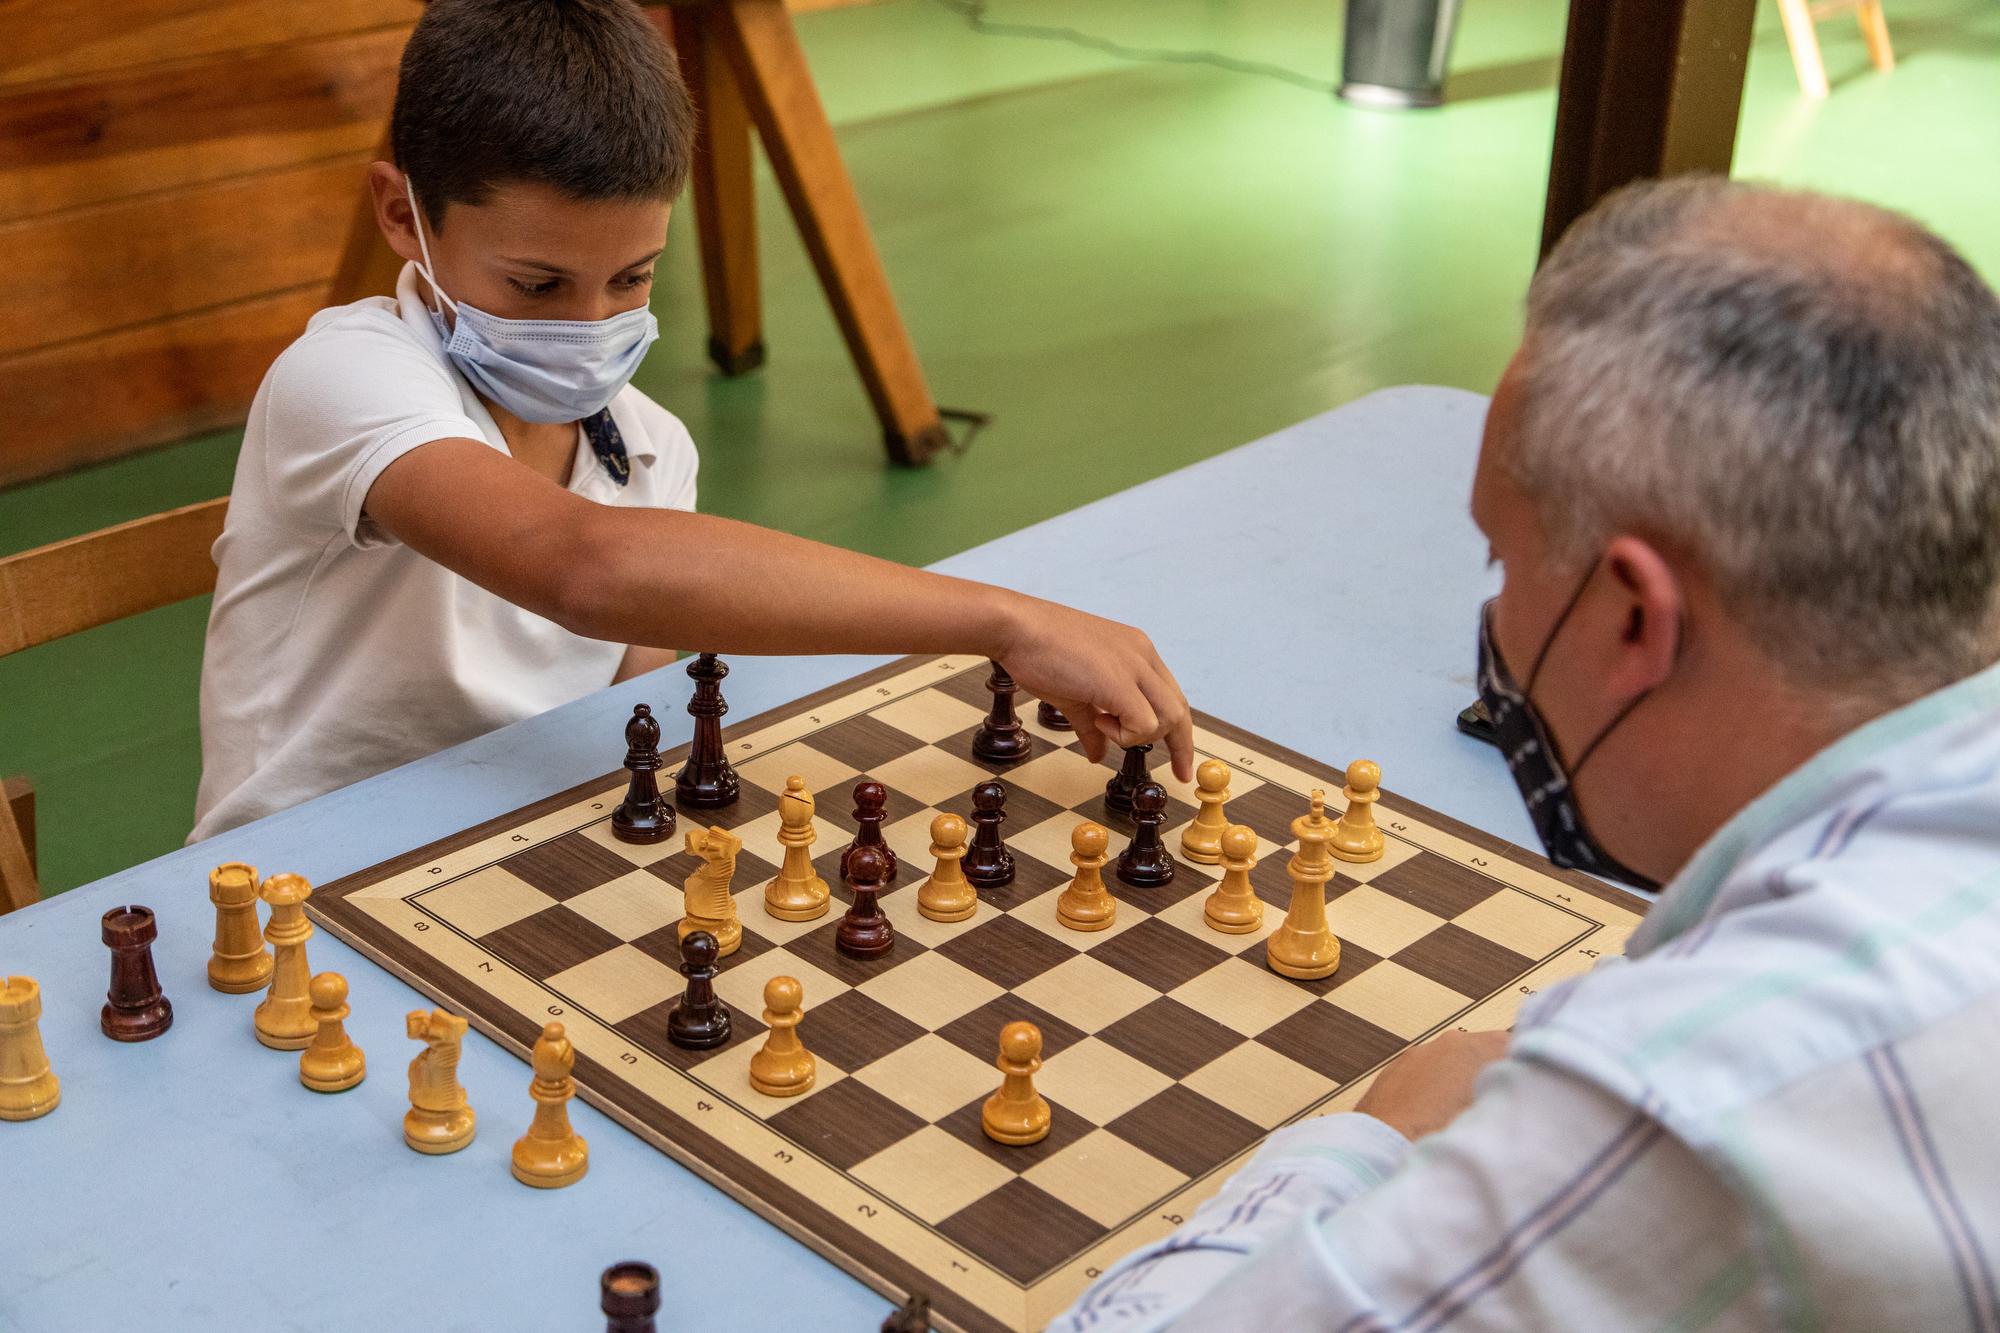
[837,845,895,959]
[100,905,173,1042]
[982,1021,1050,1146]
[1104,744,1150,816]
[882,1292,933,1333]
[1267,791,1344,980]
[601,1262,662,1333]
[962,780,1015,890]
[841,780,898,882]
[676,652,740,808]
[916,812,976,923]
[512,1021,589,1188]
[971,660,1032,764]
[1203,825,1264,934]
[668,930,731,1050]
[749,975,815,1097]
[678,825,743,957]
[767,775,831,922]
[1116,782,1175,888]
[1057,821,1115,932]
[612,703,674,844]
[207,862,273,994]
[255,873,319,1050]
[404,1008,476,1154]
[1332,759,1386,862]
[1180,760,1232,865]
[300,972,366,1093]
[0,975,60,1122]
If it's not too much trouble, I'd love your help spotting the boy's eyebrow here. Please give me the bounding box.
[497,249,665,276]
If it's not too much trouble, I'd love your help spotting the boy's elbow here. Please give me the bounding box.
[541,514,629,641]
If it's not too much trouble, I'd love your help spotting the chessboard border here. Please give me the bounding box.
[311,655,1647,1333]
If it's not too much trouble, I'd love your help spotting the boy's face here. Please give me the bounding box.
[371,164,671,323]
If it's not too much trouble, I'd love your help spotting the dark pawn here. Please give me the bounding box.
[837,845,896,959]
[1104,744,1152,816]
[667,930,730,1050]
[612,704,675,844]
[962,780,1016,890]
[882,1292,932,1333]
[601,1262,661,1333]
[1116,782,1177,888]
[1036,699,1073,731]
[971,661,1032,764]
[676,653,741,809]
[840,780,899,882]
[101,905,173,1042]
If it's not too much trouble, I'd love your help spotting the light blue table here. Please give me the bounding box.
[0,386,1517,1333]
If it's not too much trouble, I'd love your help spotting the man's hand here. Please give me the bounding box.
[993,597,1194,782]
[1356,1029,1509,1141]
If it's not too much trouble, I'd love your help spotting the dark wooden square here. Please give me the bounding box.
[765,1077,928,1172]
[797,988,927,1075]
[935,1094,1094,1173]
[1393,922,1538,998]
[1237,935,1384,997]
[787,917,929,989]
[628,922,777,975]
[1071,789,1198,843]
[613,995,761,1071]
[645,847,780,893]
[937,1178,1109,1285]
[1248,858,1362,912]
[935,995,1088,1064]
[811,780,927,841]
[479,905,624,980]
[1369,854,1502,920]
[667,776,780,827]
[1103,1085,1264,1179]
[805,712,929,774]
[967,850,1072,914]
[933,663,1003,710]
[934,915,1076,991]
[1084,918,1229,994]
[1223,781,1312,850]
[1097,997,1244,1080]
[501,832,640,901]
[1255,1000,1408,1085]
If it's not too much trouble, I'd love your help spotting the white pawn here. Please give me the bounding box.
[1202,825,1263,934]
[1180,759,1231,865]
[1331,760,1385,863]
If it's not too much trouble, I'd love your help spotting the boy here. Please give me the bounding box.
[192,0,1189,842]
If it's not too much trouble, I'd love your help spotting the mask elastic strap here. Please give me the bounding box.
[1565,689,1652,780]
[403,177,458,317]
[1523,563,1597,696]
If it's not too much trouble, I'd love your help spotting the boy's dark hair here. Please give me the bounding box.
[392,0,695,226]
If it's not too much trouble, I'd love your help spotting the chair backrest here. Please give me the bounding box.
[0,498,228,658]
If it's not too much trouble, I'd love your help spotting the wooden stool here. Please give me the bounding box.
[1775,0,1894,98]
[332,0,949,466]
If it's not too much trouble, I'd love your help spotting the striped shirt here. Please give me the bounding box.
[1057,661,2000,1332]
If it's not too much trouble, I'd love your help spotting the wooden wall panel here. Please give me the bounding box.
[0,26,405,221]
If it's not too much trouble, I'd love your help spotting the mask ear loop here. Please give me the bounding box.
[1526,559,1681,779]
[403,177,458,318]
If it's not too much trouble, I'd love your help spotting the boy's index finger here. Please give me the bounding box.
[1165,713,1195,784]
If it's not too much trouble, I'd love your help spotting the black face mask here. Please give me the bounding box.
[1475,571,1663,893]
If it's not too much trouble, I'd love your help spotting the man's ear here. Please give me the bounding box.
[368,161,425,266]
[1602,535,1682,696]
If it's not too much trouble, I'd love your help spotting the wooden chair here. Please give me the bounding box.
[332,0,950,466]
[0,498,228,914]
[1775,0,1894,98]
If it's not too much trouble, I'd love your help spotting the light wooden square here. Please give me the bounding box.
[562,869,684,941]
[1154,760,1265,812]
[418,865,556,937]
[1151,884,1271,945]
[1021,709,1078,747]
[712,947,850,1017]
[544,945,682,1024]
[579,819,680,866]
[1326,884,1450,957]
[855,950,1004,1030]
[735,888,833,945]
[1035,1036,1175,1124]
[737,744,858,800]
[871,690,988,744]
[1015,953,1160,1032]
[872,747,993,807]
[1161,821,1228,880]
[851,1127,1016,1224]
[851,1034,1001,1121]
[880,882,989,948]
[1452,891,1588,959]
[1010,886,1143,951]
[1181,1042,1336,1129]
[881,811,942,872]
[1023,1129,1189,1228]
[692,1039,847,1119]
[1009,747,1118,809]
[1325,960,1472,1040]
[1011,813,1126,876]
[1328,834,1423,884]
[1168,957,1317,1036]
[721,809,788,866]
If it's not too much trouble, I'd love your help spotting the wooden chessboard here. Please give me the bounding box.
[310,655,1648,1333]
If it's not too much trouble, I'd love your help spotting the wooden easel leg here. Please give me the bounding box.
[1856,1,1895,73]
[1776,0,1832,97]
[665,6,767,376]
[0,777,40,915]
[329,125,406,306]
[712,0,948,467]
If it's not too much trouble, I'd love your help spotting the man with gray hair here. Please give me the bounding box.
[1058,177,2000,1331]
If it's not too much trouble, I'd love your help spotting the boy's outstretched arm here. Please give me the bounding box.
[367,438,1194,779]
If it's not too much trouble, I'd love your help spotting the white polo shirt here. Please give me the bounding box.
[191,263,698,843]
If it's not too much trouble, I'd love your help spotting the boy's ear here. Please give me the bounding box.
[368,161,427,266]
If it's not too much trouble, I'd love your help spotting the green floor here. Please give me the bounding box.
[4,0,1997,895]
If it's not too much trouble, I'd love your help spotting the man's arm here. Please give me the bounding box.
[1057,1059,1754,1331]
[365,438,1193,776]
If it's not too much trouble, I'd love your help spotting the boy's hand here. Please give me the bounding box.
[994,598,1194,783]
[1355,1029,1509,1141]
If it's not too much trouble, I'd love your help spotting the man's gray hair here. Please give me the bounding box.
[1516,177,2000,700]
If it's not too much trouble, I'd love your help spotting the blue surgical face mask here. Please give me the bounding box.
[1475,569,1664,893]
[405,180,659,424]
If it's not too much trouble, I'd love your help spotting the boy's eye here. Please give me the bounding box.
[507,276,560,296]
[616,270,656,290]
